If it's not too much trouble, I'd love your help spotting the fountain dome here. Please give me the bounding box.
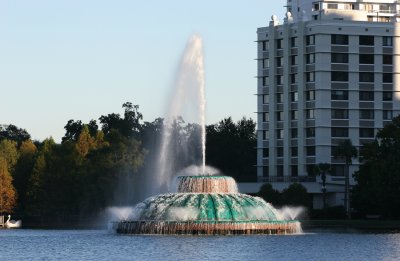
[113,175,301,235]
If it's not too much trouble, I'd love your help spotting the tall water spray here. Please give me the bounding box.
[156,35,206,193]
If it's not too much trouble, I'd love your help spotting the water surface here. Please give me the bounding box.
[1,229,399,260]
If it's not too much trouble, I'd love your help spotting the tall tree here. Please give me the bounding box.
[332,139,358,219]
[0,156,17,214]
[0,124,30,144]
[352,115,400,218]
[314,163,331,210]
[13,140,37,213]
[99,102,143,139]
[0,139,19,172]
[206,117,257,181]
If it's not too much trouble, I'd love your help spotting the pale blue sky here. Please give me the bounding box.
[0,1,283,142]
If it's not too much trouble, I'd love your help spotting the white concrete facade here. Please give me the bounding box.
[255,0,400,208]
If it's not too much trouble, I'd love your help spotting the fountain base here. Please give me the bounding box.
[113,220,301,235]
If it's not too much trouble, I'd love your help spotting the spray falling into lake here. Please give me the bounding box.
[156,35,206,193]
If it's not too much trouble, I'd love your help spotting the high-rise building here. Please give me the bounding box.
[256,0,400,207]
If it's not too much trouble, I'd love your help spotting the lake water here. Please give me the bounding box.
[1,229,400,260]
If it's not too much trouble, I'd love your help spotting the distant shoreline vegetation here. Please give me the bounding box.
[1,102,400,225]
[0,102,257,224]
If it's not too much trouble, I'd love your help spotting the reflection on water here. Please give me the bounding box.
[0,229,399,260]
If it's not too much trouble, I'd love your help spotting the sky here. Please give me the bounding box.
[0,1,284,142]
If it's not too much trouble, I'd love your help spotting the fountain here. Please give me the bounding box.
[112,35,301,235]
[113,175,301,235]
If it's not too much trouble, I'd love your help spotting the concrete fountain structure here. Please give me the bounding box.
[112,35,301,235]
[113,175,301,235]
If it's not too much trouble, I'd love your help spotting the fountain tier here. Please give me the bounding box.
[113,176,301,235]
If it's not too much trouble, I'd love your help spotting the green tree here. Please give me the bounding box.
[258,183,282,206]
[0,139,19,172]
[332,139,358,219]
[0,156,17,213]
[13,140,37,213]
[352,115,400,218]
[314,163,331,210]
[0,124,30,144]
[99,102,143,139]
[206,117,257,182]
[281,183,310,208]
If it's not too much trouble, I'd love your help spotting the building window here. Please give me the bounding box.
[359,91,374,101]
[359,128,374,138]
[291,165,298,177]
[291,110,298,120]
[383,91,393,101]
[291,147,298,157]
[359,35,374,46]
[306,127,315,138]
[306,35,315,45]
[359,54,374,64]
[331,71,348,82]
[291,55,298,66]
[383,73,393,83]
[306,146,316,156]
[383,36,393,47]
[306,109,315,119]
[277,93,283,103]
[331,53,349,63]
[262,59,270,68]
[331,90,348,100]
[263,94,269,104]
[263,167,269,177]
[306,53,315,64]
[277,39,283,49]
[332,109,349,119]
[277,147,284,157]
[291,74,298,84]
[307,164,316,176]
[327,3,338,9]
[359,72,374,82]
[332,165,345,176]
[291,128,298,138]
[262,41,269,51]
[383,110,393,120]
[263,148,269,158]
[291,92,298,102]
[306,72,315,82]
[331,34,348,45]
[314,3,320,11]
[332,127,349,137]
[360,110,374,119]
[263,130,269,140]
[277,111,284,121]
[262,76,269,86]
[277,129,284,139]
[383,55,393,65]
[291,37,298,47]
[263,112,269,122]
[277,57,283,67]
[306,90,315,101]
[276,75,283,85]
[277,165,284,177]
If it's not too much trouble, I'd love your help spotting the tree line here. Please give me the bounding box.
[0,102,257,222]
[2,101,400,221]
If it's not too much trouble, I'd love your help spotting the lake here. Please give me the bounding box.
[1,229,399,260]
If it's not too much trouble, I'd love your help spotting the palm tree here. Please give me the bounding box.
[332,139,358,219]
[314,163,331,210]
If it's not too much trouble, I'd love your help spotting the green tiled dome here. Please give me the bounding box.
[134,193,281,221]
